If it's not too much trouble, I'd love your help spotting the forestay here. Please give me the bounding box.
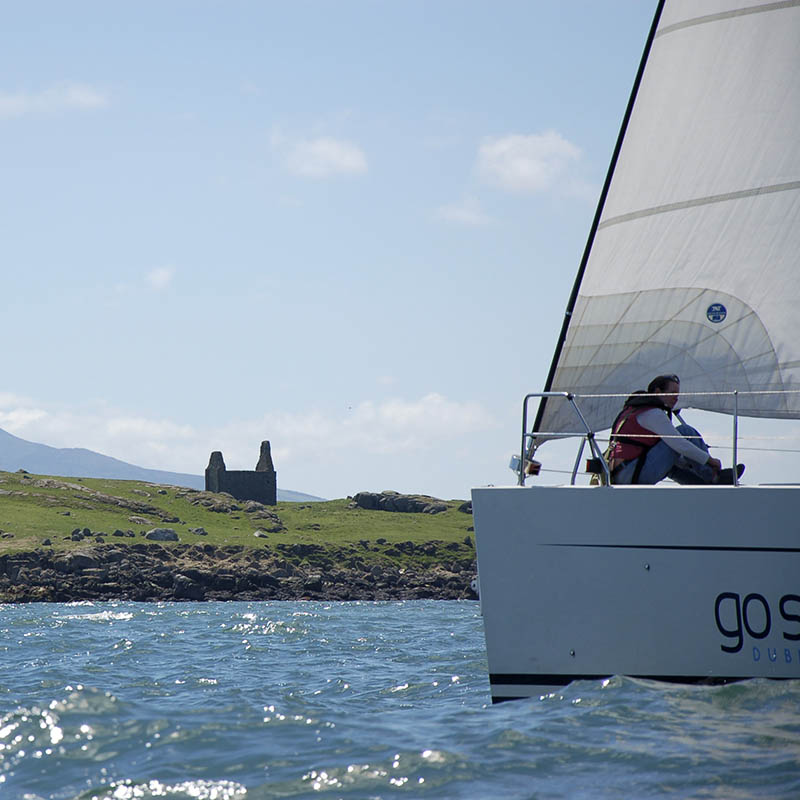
[535,0,800,444]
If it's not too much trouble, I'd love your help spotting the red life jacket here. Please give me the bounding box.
[608,399,670,466]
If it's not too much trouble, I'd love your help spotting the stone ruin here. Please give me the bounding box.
[205,441,277,505]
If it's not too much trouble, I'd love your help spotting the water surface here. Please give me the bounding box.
[1,601,798,798]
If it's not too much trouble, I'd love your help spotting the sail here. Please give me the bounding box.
[535,0,800,443]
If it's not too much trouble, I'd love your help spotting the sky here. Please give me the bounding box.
[4,1,793,499]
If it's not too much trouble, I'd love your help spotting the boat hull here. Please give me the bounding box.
[471,485,800,702]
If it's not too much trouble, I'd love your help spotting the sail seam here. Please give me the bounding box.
[656,0,800,38]
[598,181,800,230]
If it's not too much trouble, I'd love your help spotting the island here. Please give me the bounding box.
[0,472,477,602]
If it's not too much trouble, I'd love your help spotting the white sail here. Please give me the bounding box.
[537,0,800,442]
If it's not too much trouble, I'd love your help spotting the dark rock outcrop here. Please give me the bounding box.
[0,541,477,603]
[350,491,448,514]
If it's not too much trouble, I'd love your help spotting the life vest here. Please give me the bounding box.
[607,394,671,471]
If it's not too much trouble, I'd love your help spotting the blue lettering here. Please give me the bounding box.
[785,649,792,664]
[753,646,761,662]
[768,648,777,662]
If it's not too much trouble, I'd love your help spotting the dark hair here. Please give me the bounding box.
[648,374,680,393]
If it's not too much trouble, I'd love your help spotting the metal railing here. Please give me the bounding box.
[515,388,771,488]
[519,392,612,487]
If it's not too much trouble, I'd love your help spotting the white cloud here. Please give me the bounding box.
[146,267,175,290]
[0,407,48,430]
[272,131,368,178]
[0,82,108,119]
[477,130,581,193]
[0,393,47,431]
[435,196,490,226]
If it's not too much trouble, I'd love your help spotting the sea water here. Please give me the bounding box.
[1,601,798,799]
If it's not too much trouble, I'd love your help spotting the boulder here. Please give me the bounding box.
[173,574,205,600]
[145,528,179,542]
[351,490,448,514]
[68,552,100,572]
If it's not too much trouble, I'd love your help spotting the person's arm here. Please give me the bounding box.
[637,409,714,465]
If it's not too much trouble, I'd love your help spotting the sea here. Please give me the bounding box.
[1,601,798,800]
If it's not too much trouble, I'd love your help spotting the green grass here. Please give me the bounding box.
[0,471,475,567]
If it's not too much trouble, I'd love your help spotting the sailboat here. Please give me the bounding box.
[471,0,800,703]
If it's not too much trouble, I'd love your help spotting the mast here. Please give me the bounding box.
[531,0,666,441]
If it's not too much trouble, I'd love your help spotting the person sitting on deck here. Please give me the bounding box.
[608,374,744,485]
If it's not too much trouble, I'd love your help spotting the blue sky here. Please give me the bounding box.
[1,2,686,498]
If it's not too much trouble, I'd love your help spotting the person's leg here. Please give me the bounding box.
[667,424,715,484]
[614,441,677,484]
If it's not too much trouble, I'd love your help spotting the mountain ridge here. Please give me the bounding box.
[0,427,323,502]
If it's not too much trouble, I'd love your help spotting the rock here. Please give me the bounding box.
[113,530,126,537]
[211,574,236,591]
[458,501,473,514]
[173,574,205,600]
[189,527,208,536]
[41,539,52,546]
[352,490,449,514]
[463,535,473,548]
[145,528,179,542]
[253,530,269,538]
[71,531,84,541]
[129,516,151,525]
[0,535,477,602]
[69,552,100,572]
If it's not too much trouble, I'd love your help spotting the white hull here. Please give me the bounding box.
[471,485,800,702]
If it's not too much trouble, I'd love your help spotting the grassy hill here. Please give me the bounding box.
[0,470,474,566]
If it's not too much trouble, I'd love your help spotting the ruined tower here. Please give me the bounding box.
[204,440,277,505]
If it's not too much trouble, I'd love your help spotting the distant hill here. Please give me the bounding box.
[0,427,324,502]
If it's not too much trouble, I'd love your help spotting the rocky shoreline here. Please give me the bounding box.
[0,542,478,603]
